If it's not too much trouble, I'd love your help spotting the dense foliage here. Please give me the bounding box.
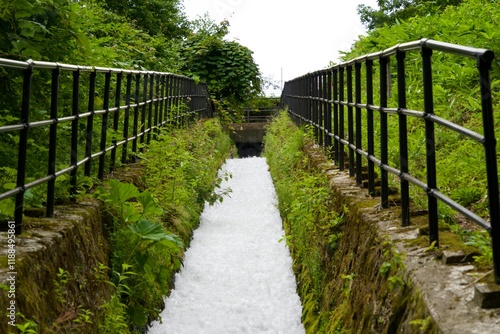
[180,16,262,115]
[357,0,464,30]
[264,112,343,332]
[0,0,263,219]
[99,0,189,39]
[344,0,500,224]
[265,111,439,334]
[95,119,233,332]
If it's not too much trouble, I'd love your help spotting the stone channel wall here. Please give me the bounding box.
[302,145,500,333]
[0,200,110,333]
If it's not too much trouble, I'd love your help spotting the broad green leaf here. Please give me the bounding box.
[137,191,163,216]
[129,220,179,243]
[108,179,140,203]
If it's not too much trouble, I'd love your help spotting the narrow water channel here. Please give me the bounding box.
[148,157,304,333]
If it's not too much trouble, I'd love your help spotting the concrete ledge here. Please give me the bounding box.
[319,158,500,333]
[0,200,110,333]
[474,283,500,309]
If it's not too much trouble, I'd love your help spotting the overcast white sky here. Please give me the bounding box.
[182,0,378,95]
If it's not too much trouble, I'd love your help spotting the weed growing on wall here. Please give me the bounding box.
[265,111,343,332]
[265,111,437,333]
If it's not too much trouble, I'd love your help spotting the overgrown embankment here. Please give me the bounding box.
[0,119,234,333]
[265,112,437,333]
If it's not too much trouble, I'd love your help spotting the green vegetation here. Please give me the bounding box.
[357,0,464,30]
[265,111,341,332]
[265,111,437,333]
[343,0,500,265]
[95,119,233,331]
[180,16,262,118]
[0,0,261,219]
[0,118,233,332]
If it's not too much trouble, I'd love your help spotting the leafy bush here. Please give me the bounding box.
[339,0,500,223]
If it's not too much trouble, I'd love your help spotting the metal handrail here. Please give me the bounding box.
[281,38,500,284]
[0,58,212,234]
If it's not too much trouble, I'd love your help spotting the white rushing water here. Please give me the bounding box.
[148,157,305,334]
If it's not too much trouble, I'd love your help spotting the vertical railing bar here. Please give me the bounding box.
[477,53,500,284]
[122,73,132,164]
[14,62,33,234]
[333,69,339,165]
[153,74,160,140]
[355,62,363,186]
[147,74,154,144]
[421,46,439,247]
[46,67,60,218]
[110,72,122,173]
[70,69,80,198]
[158,75,165,129]
[164,75,171,125]
[131,73,140,161]
[366,60,375,196]
[326,70,333,157]
[84,71,97,176]
[173,76,179,127]
[347,65,355,177]
[316,75,320,141]
[379,57,389,208]
[396,51,411,226]
[339,67,345,171]
[140,73,148,149]
[98,72,111,179]
[321,72,326,150]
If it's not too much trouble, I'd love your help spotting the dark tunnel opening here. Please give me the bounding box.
[236,142,263,158]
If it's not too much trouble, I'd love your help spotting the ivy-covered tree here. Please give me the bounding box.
[357,0,463,30]
[180,16,262,110]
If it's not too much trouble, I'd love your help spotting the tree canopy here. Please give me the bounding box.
[180,16,262,108]
[99,0,189,39]
[357,0,464,29]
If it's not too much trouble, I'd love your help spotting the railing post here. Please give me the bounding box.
[98,72,111,179]
[153,74,160,139]
[325,70,332,156]
[158,75,165,127]
[165,74,172,126]
[421,45,439,246]
[379,56,389,208]
[110,72,122,173]
[70,69,80,197]
[355,62,363,186]
[140,73,148,149]
[366,59,375,196]
[47,67,60,218]
[147,73,154,144]
[84,71,97,176]
[314,72,323,146]
[122,73,132,164]
[338,67,345,171]
[14,61,33,234]
[477,51,500,284]
[333,69,340,166]
[347,65,354,177]
[132,73,140,161]
[396,50,410,226]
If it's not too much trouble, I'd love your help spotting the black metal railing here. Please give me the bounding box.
[0,58,211,234]
[243,107,277,123]
[281,38,500,284]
